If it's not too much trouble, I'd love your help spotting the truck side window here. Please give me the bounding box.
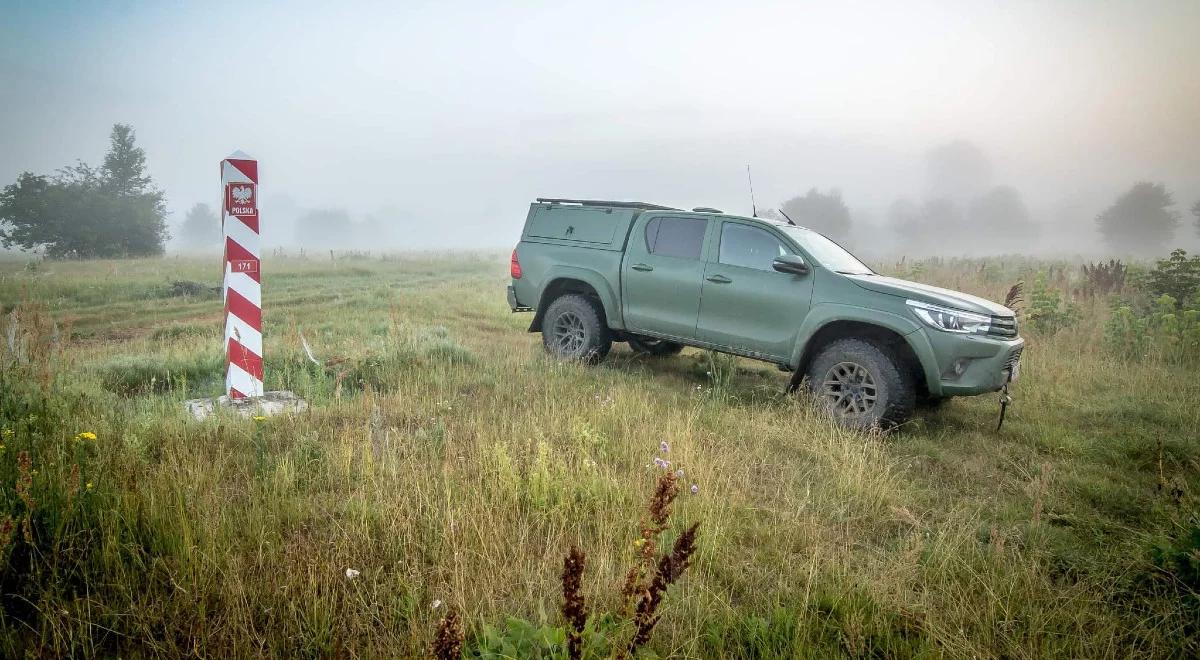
[718,223,789,271]
[644,217,707,259]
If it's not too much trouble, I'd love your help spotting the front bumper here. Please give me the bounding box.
[920,330,1025,397]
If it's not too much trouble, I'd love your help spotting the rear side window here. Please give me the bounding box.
[719,223,790,270]
[644,217,707,259]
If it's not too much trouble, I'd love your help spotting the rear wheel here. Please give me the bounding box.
[541,294,611,364]
[627,335,684,357]
[806,338,915,429]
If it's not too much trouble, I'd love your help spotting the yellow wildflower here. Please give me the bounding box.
[252,415,267,422]
[76,431,97,441]
[1,428,13,440]
[86,482,94,490]
[633,538,646,548]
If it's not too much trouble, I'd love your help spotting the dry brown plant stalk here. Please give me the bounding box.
[620,472,680,611]
[432,607,464,660]
[628,522,700,654]
[561,545,588,660]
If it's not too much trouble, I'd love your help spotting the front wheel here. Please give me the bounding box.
[805,338,915,429]
[541,294,611,364]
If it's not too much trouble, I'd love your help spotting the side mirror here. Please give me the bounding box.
[772,254,810,275]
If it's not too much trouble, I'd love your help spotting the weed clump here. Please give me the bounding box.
[439,470,701,658]
[433,607,464,660]
[1026,272,1079,333]
[561,545,588,659]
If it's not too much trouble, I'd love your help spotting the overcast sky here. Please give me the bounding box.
[1,0,1197,250]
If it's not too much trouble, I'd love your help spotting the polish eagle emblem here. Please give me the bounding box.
[231,185,254,204]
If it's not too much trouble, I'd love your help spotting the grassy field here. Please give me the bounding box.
[0,252,1197,658]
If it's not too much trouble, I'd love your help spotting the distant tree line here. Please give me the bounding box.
[777,140,1198,255]
[0,124,168,258]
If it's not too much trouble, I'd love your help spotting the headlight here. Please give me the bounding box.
[906,299,991,335]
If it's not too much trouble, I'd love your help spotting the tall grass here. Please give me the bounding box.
[0,253,1196,657]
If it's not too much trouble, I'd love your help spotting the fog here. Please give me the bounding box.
[2,0,1198,256]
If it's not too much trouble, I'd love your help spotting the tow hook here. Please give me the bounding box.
[995,378,1013,431]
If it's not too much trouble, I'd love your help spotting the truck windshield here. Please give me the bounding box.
[779,226,874,275]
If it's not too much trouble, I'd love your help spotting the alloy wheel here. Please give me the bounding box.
[821,361,878,416]
[552,311,587,356]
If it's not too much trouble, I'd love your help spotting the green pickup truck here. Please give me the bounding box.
[507,198,1023,428]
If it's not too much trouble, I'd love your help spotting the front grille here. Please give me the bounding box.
[1003,346,1023,371]
[989,315,1019,338]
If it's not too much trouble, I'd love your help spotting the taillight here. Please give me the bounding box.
[510,249,522,279]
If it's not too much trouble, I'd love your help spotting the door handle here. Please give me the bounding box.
[631,263,654,272]
[706,274,732,283]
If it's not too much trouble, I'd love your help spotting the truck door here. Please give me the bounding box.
[696,221,814,360]
[622,215,710,340]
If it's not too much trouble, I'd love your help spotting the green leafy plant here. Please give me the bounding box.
[1105,294,1200,363]
[1025,273,1079,334]
[467,615,620,659]
[1140,249,1200,306]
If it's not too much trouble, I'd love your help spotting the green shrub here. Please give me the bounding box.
[1025,273,1079,333]
[1105,295,1200,363]
[1137,249,1200,304]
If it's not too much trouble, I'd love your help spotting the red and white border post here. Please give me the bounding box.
[221,151,263,399]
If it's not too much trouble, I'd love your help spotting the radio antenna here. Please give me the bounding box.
[746,164,758,217]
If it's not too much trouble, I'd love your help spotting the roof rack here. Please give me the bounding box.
[536,198,679,211]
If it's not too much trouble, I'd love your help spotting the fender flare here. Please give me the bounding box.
[529,265,623,332]
[788,304,943,396]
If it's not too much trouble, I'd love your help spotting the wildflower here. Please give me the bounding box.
[86,482,94,490]
[1,428,13,440]
[659,440,670,453]
[431,599,443,609]
[345,568,360,579]
[633,538,646,548]
[252,415,267,422]
[653,457,670,470]
[690,484,699,495]
[76,431,97,441]
[674,469,685,479]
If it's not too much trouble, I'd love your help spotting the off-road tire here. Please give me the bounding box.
[627,335,684,357]
[541,294,612,364]
[806,338,915,429]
